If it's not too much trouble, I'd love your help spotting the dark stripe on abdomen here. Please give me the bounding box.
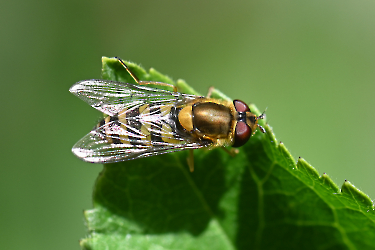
[150,106,163,145]
[109,114,121,144]
[126,108,142,146]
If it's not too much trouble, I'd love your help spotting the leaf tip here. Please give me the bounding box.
[341,180,374,208]
[278,141,296,169]
[79,238,93,250]
[261,123,277,146]
[101,56,113,63]
[296,157,320,179]
[320,173,339,193]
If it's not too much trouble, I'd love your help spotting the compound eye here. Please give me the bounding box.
[233,100,250,112]
[232,121,252,148]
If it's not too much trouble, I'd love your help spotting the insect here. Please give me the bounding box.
[70,57,265,171]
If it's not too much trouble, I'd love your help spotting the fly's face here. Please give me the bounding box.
[70,57,265,170]
[232,99,265,147]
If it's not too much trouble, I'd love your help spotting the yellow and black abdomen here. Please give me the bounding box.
[95,102,197,148]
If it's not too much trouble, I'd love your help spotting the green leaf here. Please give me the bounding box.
[81,57,375,250]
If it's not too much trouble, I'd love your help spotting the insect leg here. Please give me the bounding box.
[206,87,214,98]
[116,57,178,92]
[221,147,239,157]
[206,87,232,101]
[115,57,140,84]
[187,149,195,172]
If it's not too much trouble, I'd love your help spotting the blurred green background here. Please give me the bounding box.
[1,1,374,249]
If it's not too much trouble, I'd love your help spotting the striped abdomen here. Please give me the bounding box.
[95,103,188,147]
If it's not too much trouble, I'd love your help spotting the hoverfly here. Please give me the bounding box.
[70,57,265,171]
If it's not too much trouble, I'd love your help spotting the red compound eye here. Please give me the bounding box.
[232,121,252,147]
[233,100,250,112]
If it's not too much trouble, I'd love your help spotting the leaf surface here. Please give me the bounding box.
[80,57,375,250]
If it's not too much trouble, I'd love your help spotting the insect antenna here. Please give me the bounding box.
[257,108,267,133]
[257,107,267,119]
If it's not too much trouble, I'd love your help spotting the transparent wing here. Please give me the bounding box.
[71,106,210,163]
[69,79,197,116]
